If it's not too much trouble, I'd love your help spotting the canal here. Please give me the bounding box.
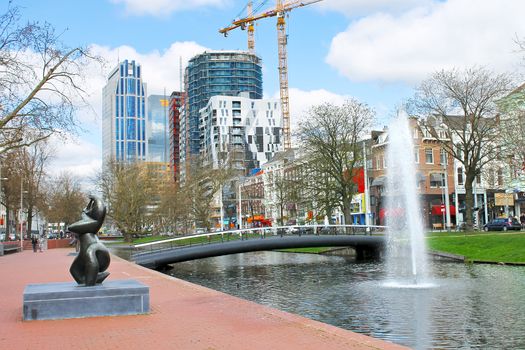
[166,251,525,349]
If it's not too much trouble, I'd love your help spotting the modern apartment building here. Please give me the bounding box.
[102,59,148,167]
[180,51,263,177]
[199,95,282,174]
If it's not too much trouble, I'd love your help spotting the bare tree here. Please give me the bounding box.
[98,161,154,242]
[154,181,192,235]
[1,150,24,238]
[296,99,375,225]
[18,143,51,234]
[42,172,85,230]
[496,85,525,178]
[178,158,234,232]
[0,3,101,153]
[411,66,513,229]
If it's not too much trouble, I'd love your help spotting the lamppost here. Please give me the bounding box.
[442,150,452,231]
[363,142,371,231]
[238,179,243,230]
[19,179,28,250]
[0,164,7,240]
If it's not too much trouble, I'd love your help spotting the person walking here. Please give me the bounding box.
[31,236,37,252]
[38,235,44,252]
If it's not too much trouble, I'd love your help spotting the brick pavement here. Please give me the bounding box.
[0,248,408,350]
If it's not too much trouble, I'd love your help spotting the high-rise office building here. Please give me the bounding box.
[102,59,148,166]
[147,95,169,162]
[180,51,263,176]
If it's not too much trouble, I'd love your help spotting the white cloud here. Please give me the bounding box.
[110,0,230,16]
[319,0,434,17]
[91,41,208,96]
[326,0,525,83]
[278,88,350,136]
[46,135,102,192]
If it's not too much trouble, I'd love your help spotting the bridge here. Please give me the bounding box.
[132,225,387,270]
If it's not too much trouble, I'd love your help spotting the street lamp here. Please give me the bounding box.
[238,179,243,230]
[0,164,7,240]
[19,179,28,250]
[442,150,452,231]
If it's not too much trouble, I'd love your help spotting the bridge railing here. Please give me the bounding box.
[131,224,387,258]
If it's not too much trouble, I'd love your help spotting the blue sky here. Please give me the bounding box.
[11,0,525,184]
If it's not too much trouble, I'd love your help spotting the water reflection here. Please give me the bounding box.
[167,251,525,349]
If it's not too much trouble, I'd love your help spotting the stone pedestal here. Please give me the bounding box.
[23,279,149,321]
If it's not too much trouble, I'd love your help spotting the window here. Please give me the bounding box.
[430,173,444,188]
[457,167,464,186]
[476,175,481,184]
[127,119,136,140]
[232,101,241,109]
[127,78,135,94]
[425,149,434,164]
[126,96,135,117]
[414,148,419,163]
[440,149,447,165]
[498,169,503,186]
[413,128,419,139]
[120,96,124,117]
[456,143,463,159]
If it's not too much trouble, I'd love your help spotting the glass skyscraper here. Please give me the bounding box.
[102,60,148,166]
[182,51,263,160]
[147,95,169,162]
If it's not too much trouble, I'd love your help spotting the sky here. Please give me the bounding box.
[10,0,525,186]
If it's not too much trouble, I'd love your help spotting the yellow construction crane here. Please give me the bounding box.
[220,0,323,150]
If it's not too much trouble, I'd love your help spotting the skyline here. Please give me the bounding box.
[12,0,525,186]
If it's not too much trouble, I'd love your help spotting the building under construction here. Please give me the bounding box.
[179,51,263,180]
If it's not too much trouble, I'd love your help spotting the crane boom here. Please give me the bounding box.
[219,0,322,150]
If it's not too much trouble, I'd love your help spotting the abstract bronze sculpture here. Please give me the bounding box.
[68,195,110,286]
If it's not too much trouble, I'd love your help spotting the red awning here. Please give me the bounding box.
[379,207,405,220]
[431,204,456,216]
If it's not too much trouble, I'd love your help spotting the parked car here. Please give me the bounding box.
[483,217,521,231]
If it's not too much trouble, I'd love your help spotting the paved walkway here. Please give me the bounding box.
[0,248,408,350]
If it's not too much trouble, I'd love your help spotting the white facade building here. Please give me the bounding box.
[199,94,282,174]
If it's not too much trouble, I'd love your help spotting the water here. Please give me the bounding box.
[167,251,525,350]
[385,111,429,285]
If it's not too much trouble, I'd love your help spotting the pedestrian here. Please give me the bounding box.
[520,213,525,229]
[31,235,37,252]
[38,235,44,252]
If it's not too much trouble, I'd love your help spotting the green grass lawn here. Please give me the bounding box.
[427,231,525,263]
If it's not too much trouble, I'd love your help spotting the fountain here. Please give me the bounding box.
[384,110,432,287]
